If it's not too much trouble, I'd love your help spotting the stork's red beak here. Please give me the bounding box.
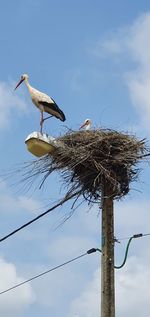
[79,122,87,129]
[14,78,25,90]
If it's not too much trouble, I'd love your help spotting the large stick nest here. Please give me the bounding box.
[26,129,149,204]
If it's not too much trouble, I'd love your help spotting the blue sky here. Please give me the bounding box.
[1,1,150,317]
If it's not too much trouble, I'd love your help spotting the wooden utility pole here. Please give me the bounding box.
[101,180,115,317]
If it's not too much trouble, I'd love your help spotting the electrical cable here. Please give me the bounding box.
[114,233,144,269]
[0,247,101,296]
[0,190,81,244]
[114,237,133,269]
[117,232,150,241]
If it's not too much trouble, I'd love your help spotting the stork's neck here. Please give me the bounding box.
[85,123,91,130]
[24,78,32,92]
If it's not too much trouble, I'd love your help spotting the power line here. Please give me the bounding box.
[115,237,133,269]
[117,232,150,241]
[0,227,149,294]
[0,190,81,244]
[114,233,150,269]
[0,248,101,296]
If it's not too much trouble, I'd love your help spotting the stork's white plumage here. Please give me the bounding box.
[79,119,92,130]
[14,74,66,133]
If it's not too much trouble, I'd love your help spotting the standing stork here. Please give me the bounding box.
[14,74,66,133]
[79,119,92,130]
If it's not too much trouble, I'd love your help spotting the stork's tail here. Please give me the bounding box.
[59,109,66,122]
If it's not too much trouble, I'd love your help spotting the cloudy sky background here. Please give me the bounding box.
[0,1,150,316]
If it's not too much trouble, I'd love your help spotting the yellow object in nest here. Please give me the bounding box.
[25,132,57,157]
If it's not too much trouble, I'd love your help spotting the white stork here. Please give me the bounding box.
[14,74,66,133]
[79,119,92,130]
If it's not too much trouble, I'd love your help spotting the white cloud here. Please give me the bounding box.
[66,196,150,317]
[90,12,150,131]
[0,179,42,215]
[115,198,150,236]
[126,13,150,67]
[0,182,149,317]
[0,81,28,130]
[125,13,150,129]
[68,255,150,317]
[47,235,97,262]
[89,31,125,58]
[116,256,150,317]
[33,266,85,310]
[0,257,35,317]
[0,193,42,215]
[68,269,100,317]
[16,195,42,213]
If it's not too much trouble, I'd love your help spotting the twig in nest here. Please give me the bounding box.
[8,129,150,209]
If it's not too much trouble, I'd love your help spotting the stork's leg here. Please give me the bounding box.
[43,115,53,121]
[40,111,44,134]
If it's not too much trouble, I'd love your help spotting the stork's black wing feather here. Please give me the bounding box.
[39,100,66,122]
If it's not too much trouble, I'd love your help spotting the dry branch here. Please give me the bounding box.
[20,129,149,206]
